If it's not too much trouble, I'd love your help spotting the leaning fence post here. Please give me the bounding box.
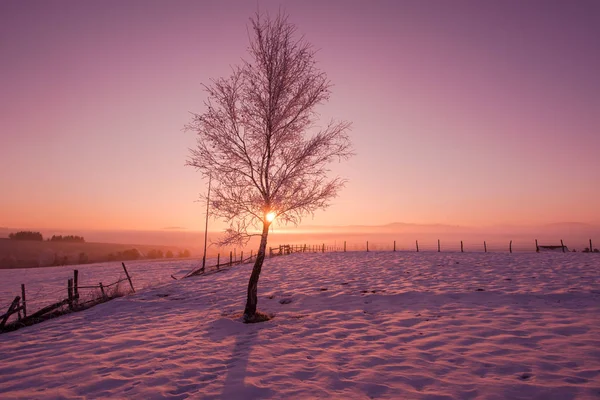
[21,284,27,318]
[68,279,74,310]
[509,240,512,253]
[99,283,106,298]
[535,239,539,252]
[416,240,419,252]
[121,263,135,293]
[0,296,20,329]
[217,253,220,269]
[561,239,565,253]
[484,241,487,253]
[589,239,593,252]
[461,241,464,253]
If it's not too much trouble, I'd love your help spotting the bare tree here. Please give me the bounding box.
[186,12,353,323]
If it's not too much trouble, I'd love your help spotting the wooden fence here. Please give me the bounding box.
[267,238,598,255]
[1,263,135,333]
[184,250,258,278]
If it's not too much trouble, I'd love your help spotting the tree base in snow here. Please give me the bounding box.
[242,311,273,324]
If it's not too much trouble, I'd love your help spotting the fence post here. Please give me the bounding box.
[68,279,74,310]
[416,240,419,252]
[122,263,135,293]
[21,284,27,318]
[393,240,396,252]
[509,240,512,253]
[535,239,539,252]
[230,251,233,265]
[217,253,220,269]
[99,282,106,299]
[240,251,244,263]
[344,241,346,252]
[367,241,369,252]
[73,270,79,301]
[461,241,464,253]
[322,243,325,253]
[561,239,565,253]
[590,239,593,252]
[438,239,440,252]
[484,241,487,253]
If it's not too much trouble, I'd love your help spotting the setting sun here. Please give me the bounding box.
[266,212,276,222]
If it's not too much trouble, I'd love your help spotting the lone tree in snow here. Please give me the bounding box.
[186,12,353,323]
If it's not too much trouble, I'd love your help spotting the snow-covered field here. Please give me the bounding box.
[1,252,599,399]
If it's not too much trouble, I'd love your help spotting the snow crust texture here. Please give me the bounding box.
[1,252,599,399]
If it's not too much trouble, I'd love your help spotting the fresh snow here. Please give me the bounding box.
[1,252,599,399]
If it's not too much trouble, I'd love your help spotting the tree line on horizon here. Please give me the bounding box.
[7,231,85,242]
[106,248,191,262]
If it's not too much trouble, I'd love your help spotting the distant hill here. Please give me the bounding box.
[0,239,190,269]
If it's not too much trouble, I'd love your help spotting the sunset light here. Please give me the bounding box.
[266,212,276,223]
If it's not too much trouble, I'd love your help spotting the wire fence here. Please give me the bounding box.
[1,264,135,333]
[269,238,599,254]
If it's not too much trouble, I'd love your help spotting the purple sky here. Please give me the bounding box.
[1,0,599,232]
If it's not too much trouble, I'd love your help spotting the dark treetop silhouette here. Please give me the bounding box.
[186,12,353,323]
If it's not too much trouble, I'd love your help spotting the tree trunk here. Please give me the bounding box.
[243,222,270,322]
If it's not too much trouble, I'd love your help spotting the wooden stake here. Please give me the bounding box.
[535,239,539,252]
[561,239,565,253]
[461,241,464,253]
[73,270,79,301]
[416,240,419,252]
[344,241,346,252]
[484,241,487,253]
[229,251,232,265]
[590,239,593,252]
[438,239,440,252]
[509,240,512,254]
[393,240,396,252]
[99,282,106,298]
[367,241,369,252]
[217,253,220,269]
[21,284,26,318]
[122,263,135,293]
[68,279,74,310]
